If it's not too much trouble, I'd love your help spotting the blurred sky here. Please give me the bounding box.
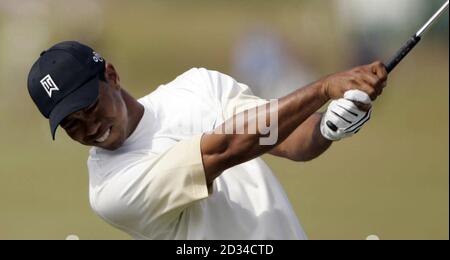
[0,0,448,240]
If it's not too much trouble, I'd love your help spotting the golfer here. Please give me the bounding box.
[27,41,387,239]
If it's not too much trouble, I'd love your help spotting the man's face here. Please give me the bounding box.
[60,80,129,150]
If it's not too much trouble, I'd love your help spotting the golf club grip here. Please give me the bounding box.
[327,35,422,132]
[385,35,421,73]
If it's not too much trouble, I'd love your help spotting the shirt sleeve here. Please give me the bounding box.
[90,135,209,239]
[196,68,269,119]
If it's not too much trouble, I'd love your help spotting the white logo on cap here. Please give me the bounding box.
[92,52,103,63]
[40,74,59,98]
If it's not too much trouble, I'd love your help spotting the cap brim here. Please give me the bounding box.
[49,76,99,139]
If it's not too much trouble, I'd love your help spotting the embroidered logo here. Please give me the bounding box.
[40,74,59,98]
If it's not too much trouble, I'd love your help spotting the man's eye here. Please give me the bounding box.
[85,99,99,113]
[63,120,77,130]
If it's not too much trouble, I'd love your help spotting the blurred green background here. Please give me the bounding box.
[0,0,448,240]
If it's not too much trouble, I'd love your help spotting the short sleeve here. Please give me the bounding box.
[196,68,269,120]
[90,135,209,239]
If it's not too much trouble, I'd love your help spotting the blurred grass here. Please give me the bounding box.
[0,0,448,240]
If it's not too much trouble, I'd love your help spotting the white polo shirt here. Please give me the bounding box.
[87,68,306,240]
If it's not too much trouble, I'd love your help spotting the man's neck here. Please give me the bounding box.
[122,89,145,138]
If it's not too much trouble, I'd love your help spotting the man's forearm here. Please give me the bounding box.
[215,80,329,167]
[270,113,332,161]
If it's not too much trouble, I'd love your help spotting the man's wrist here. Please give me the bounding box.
[314,78,330,104]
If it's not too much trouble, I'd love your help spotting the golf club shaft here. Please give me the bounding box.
[385,0,449,73]
[327,1,449,133]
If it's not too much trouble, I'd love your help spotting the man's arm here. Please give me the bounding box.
[269,112,332,162]
[200,61,387,185]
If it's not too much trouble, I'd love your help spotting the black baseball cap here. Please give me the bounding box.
[27,41,105,139]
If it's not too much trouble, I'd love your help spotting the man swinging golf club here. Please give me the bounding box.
[27,40,387,239]
[26,0,449,239]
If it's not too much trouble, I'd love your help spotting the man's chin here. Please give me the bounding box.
[96,140,124,151]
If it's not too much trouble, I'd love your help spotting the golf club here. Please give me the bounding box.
[326,1,449,132]
[385,0,449,73]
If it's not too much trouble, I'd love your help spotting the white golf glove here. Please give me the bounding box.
[320,90,372,141]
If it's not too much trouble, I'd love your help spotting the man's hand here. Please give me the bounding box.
[320,90,372,141]
[322,61,388,101]
[319,61,388,141]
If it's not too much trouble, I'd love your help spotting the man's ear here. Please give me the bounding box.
[104,63,121,89]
